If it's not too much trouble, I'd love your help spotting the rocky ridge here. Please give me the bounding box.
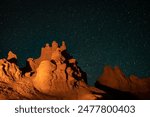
[0,41,104,99]
[96,66,150,99]
[0,41,150,99]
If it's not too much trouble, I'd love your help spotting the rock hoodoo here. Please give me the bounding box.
[0,41,104,99]
[0,41,149,99]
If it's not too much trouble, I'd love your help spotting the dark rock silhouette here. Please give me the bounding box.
[96,66,150,99]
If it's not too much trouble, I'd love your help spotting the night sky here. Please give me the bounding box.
[0,0,150,85]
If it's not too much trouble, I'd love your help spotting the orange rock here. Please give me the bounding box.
[96,66,150,99]
[52,41,58,51]
[0,41,104,100]
[7,51,17,60]
[60,41,66,51]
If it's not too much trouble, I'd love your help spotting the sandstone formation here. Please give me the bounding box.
[0,41,104,99]
[7,51,17,60]
[96,66,150,99]
[0,41,149,100]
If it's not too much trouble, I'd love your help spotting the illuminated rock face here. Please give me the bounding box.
[33,60,55,94]
[0,58,21,83]
[31,42,103,99]
[0,41,149,99]
[0,41,104,100]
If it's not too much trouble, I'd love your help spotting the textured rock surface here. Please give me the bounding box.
[0,59,21,82]
[0,41,104,100]
[0,41,149,100]
[7,51,17,60]
[96,66,150,99]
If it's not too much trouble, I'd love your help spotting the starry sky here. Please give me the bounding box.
[0,0,150,85]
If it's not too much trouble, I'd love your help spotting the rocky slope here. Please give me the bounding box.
[96,66,150,99]
[0,41,104,99]
[0,41,149,99]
